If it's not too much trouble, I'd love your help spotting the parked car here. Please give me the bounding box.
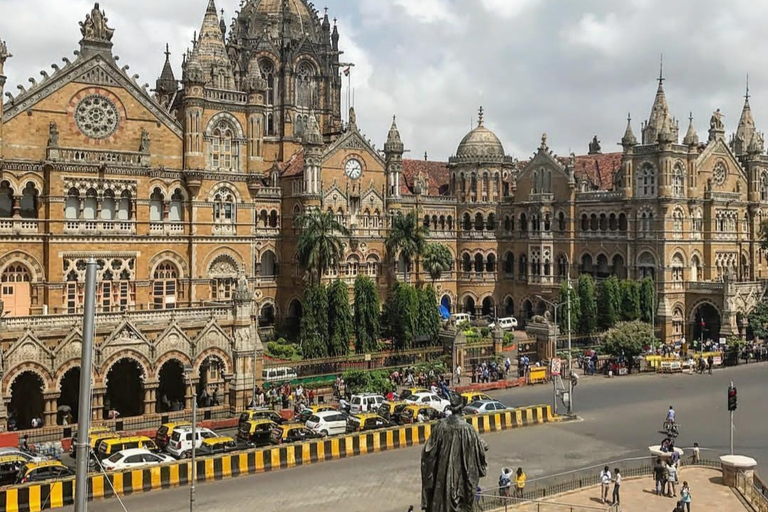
[462,400,514,415]
[0,447,48,464]
[96,436,159,461]
[398,404,442,424]
[197,436,239,457]
[451,313,472,325]
[296,405,338,424]
[0,454,28,485]
[349,393,386,414]
[167,427,218,459]
[345,413,392,433]
[101,448,175,471]
[237,419,278,447]
[16,461,74,484]
[404,392,451,413]
[377,401,410,424]
[305,410,347,436]
[238,409,284,429]
[70,426,114,457]
[460,392,494,406]
[155,422,191,451]
[488,317,518,331]
[269,423,323,445]
[261,367,298,382]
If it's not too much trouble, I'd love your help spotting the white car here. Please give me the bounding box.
[0,447,47,463]
[305,410,348,436]
[349,393,386,415]
[166,427,218,458]
[405,392,451,413]
[489,317,518,331]
[101,448,174,471]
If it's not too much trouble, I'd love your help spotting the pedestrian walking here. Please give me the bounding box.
[707,355,713,374]
[19,434,28,451]
[455,365,462,385]
[692,442,700,464]
[612,468,621,505]
[514,467,526,498]
[498,467,512,497]
[666,459,678,497]
[680,481,692,512]
[599,466,612,503]
[653,457,666,495]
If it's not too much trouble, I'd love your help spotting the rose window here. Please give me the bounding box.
[74,95,119,139]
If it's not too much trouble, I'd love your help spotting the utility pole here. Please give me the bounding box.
[728,381,737,455]
[567,276,574,416]
[74,258,97,512]
[184,366,198,512]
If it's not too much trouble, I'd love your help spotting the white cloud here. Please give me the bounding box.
[560,13,623,57]
[392,0,458,25]
[479,0,539,19]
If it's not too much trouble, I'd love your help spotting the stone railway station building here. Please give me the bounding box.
[0,0,765,429]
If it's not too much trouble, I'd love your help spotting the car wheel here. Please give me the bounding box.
[182,450,192,459]
[320,430,329,437]
[443,406,450,412]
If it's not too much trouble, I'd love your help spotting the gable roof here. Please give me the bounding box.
[401,160,450,196]
[571,152,623,190]
[280,151,305,177]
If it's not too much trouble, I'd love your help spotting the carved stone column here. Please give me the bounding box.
[92,384,106,421]
[43,391,60,427]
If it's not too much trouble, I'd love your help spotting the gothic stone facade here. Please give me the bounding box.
[0,1,765,428]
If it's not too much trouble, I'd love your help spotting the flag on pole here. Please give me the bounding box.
[343,66,351,76]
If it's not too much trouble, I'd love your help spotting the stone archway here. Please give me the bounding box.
[463,296,476,315]
[157,359,186,413]
[197,354,226,408]
[691,302,722,345]
[105,358,144,419]
[503,296,515,316]
[57,367,80,425]
[10,371,45,430]
[481,296,495,318]
[440,295,452,314]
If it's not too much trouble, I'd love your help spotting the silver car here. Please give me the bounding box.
[462,400,514,415]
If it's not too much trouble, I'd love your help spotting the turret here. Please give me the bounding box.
[641,63,678,145]
[302,112,323,197]
[154,44,177,109]
[732,80,757,157]
[0,38,10,159]
[682,113,699,146]
[384,115,404,198]
[244,62,267,173]
[620,113,636,196]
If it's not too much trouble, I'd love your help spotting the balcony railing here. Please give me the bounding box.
[49,147,149,167]
[204,88,248,104]
[64,220,136,234]
[0,219,39,234]
[149,222,185,235]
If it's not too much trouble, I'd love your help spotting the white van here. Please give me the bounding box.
[305,411,347,437]
[349,393,386,414]
[451,313,472,325]
[262,366,298,382]
[489,317,518,331]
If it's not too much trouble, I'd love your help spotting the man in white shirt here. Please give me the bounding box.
[454,365,462,384]
[612,468,621,505]
[600,466,612,503]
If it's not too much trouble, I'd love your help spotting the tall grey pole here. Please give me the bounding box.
[552,304,558,414]
[567,276,573,416]
[74,258,98,512]
[190,388,197,512]
[729,380,734,455]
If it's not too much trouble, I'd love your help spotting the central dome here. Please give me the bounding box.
[239,0,321,42]
[455,124,506,159]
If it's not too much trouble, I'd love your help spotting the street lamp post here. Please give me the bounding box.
[183,365,197,512]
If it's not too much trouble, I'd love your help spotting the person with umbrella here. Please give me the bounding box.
[57,405,72,425]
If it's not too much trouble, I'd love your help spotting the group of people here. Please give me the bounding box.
[497,467,526,498]
[250,383,316,411]
[653,457,692,511]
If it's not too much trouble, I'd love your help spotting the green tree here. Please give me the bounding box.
[639,277,655,324]
[602,320,655,373]
[557,279,581,335]
[577,274,597,335]
[619,280,641,321]
[296,209,350,284]
[598,275,621,330]
[385,211,428,282]
[747,301,768,340]
[353,275,380,353]
[416,285,441,344]
[383,282,419,350]
[421,243,453,285]
[327,280,352,356]
[300,284,329,358]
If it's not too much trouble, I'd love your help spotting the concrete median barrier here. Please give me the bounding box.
[0,404,555,512]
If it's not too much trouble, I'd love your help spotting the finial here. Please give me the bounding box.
[333,17,337,26]
[478,106,484,127]
[658,54,664,85]
[424,151,428,161]
[689,111,693,123]
[627,112,631,123]
[221,8,224,17]
[164,43,170,60]
[746,73,750,101]
[324,6,328,15]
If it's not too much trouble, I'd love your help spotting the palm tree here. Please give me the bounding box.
[422,243,453,286]
[296,209,350,284]
[385,211,428,283]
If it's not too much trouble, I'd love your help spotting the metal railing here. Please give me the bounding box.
[476,494,616,512]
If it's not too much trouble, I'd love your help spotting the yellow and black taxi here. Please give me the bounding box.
[269,423,323,445]
[70,426,115,457]
[0,454,27,485]
[377,400,410,424]
[238,409,284,429]
[16,461,74,484]
[461,392,494,406]
[197,436,239,456]
[96,435,159,460]
[295,404,337,424]
[345,413,392,433]
[237,418,279,447]
[155,421,191,451]
[399,404,442,424]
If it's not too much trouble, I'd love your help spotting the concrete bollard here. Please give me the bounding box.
[719,455,757,487]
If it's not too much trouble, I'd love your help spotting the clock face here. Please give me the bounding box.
[345,158,363,180]
[713,163,726,185]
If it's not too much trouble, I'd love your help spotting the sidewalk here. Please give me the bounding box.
[511,467,746,511]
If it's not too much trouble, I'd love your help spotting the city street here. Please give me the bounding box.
[65,363,768,512]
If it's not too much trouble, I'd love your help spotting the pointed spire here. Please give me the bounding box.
[385,114,404,155]
[156,43,177,93]
[206,0,217,14]
[683,112,699,146]
[185,0,235,89]
[622,113,637,148]
[219,8,227,40]
[734,74,757,155]
[322,6,331,32]
[642,58,677,144]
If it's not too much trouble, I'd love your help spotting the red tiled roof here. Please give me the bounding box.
[280,150,305,177]
[571,152,623,191]
[401,159,451,196]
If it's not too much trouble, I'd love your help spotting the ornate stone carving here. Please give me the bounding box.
[47,122,59,147]
[79,3,114,42]
[710,108,725,130]
[139,128,150,153]
[74,94,120,139]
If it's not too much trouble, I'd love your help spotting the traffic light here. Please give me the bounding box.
[728,386,738,411]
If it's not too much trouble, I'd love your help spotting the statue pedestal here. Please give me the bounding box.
[648,445,684,462]
[719,455,757,487]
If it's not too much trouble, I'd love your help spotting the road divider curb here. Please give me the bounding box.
[0,404,555,512]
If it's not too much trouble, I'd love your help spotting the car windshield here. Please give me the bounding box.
[201,431,217,439]
[308,415,321,423]
[107,453,124,463]
[467,401,485,408]
[171,432,182,441]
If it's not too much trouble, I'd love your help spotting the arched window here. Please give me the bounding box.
[474,213,484,231]
[346,255,360,277]
[672,164,685,197]
[671,253,684,287]
[636,164,656,198]
[518,255,527,278]
[0,182,13,218]
[447,215,454,230]
[487,213,496,230]
[474,254,484,273]
[260,59,277,115]
[208,120,241,172]
[150,188,164,222]
[366,255,379,277]
[581,214,588,231]
[558,211,566,231]
[557,255,568,277]
[64,188,80,220]
[20,183,38,219]
[269,210,279,228]
[260,250,277,277]
[618,213,627,231]
[295,62,316,109]
[580,254,593,275]
[672,209,684,238]
[504,215,511,232]
[608,213,617,231]
[638,252,656,280]
[101,190,116,221]
[503,252,514,274]
[153,261,179,309]
[589,214,598,231]
[519,213,527,233]
[118,191,132,221]
[83,189,97,220]
[169,189,184,222]
[462,253,472,272]
[486,253,496,273]
[463,213,471,231]
[543,214,551,231]
[691,254,701,282]
[213,189,235,224]
[209,255,239,301]
[761,172,768,202]
[424,214,431,228]
[1,263,32,316]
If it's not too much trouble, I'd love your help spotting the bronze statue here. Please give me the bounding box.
[421,392,487,512]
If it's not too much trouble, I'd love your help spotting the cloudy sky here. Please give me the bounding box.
[1,0,766,161]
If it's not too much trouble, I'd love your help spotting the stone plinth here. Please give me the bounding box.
[719,454,757,487]
[649,445,684,462]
